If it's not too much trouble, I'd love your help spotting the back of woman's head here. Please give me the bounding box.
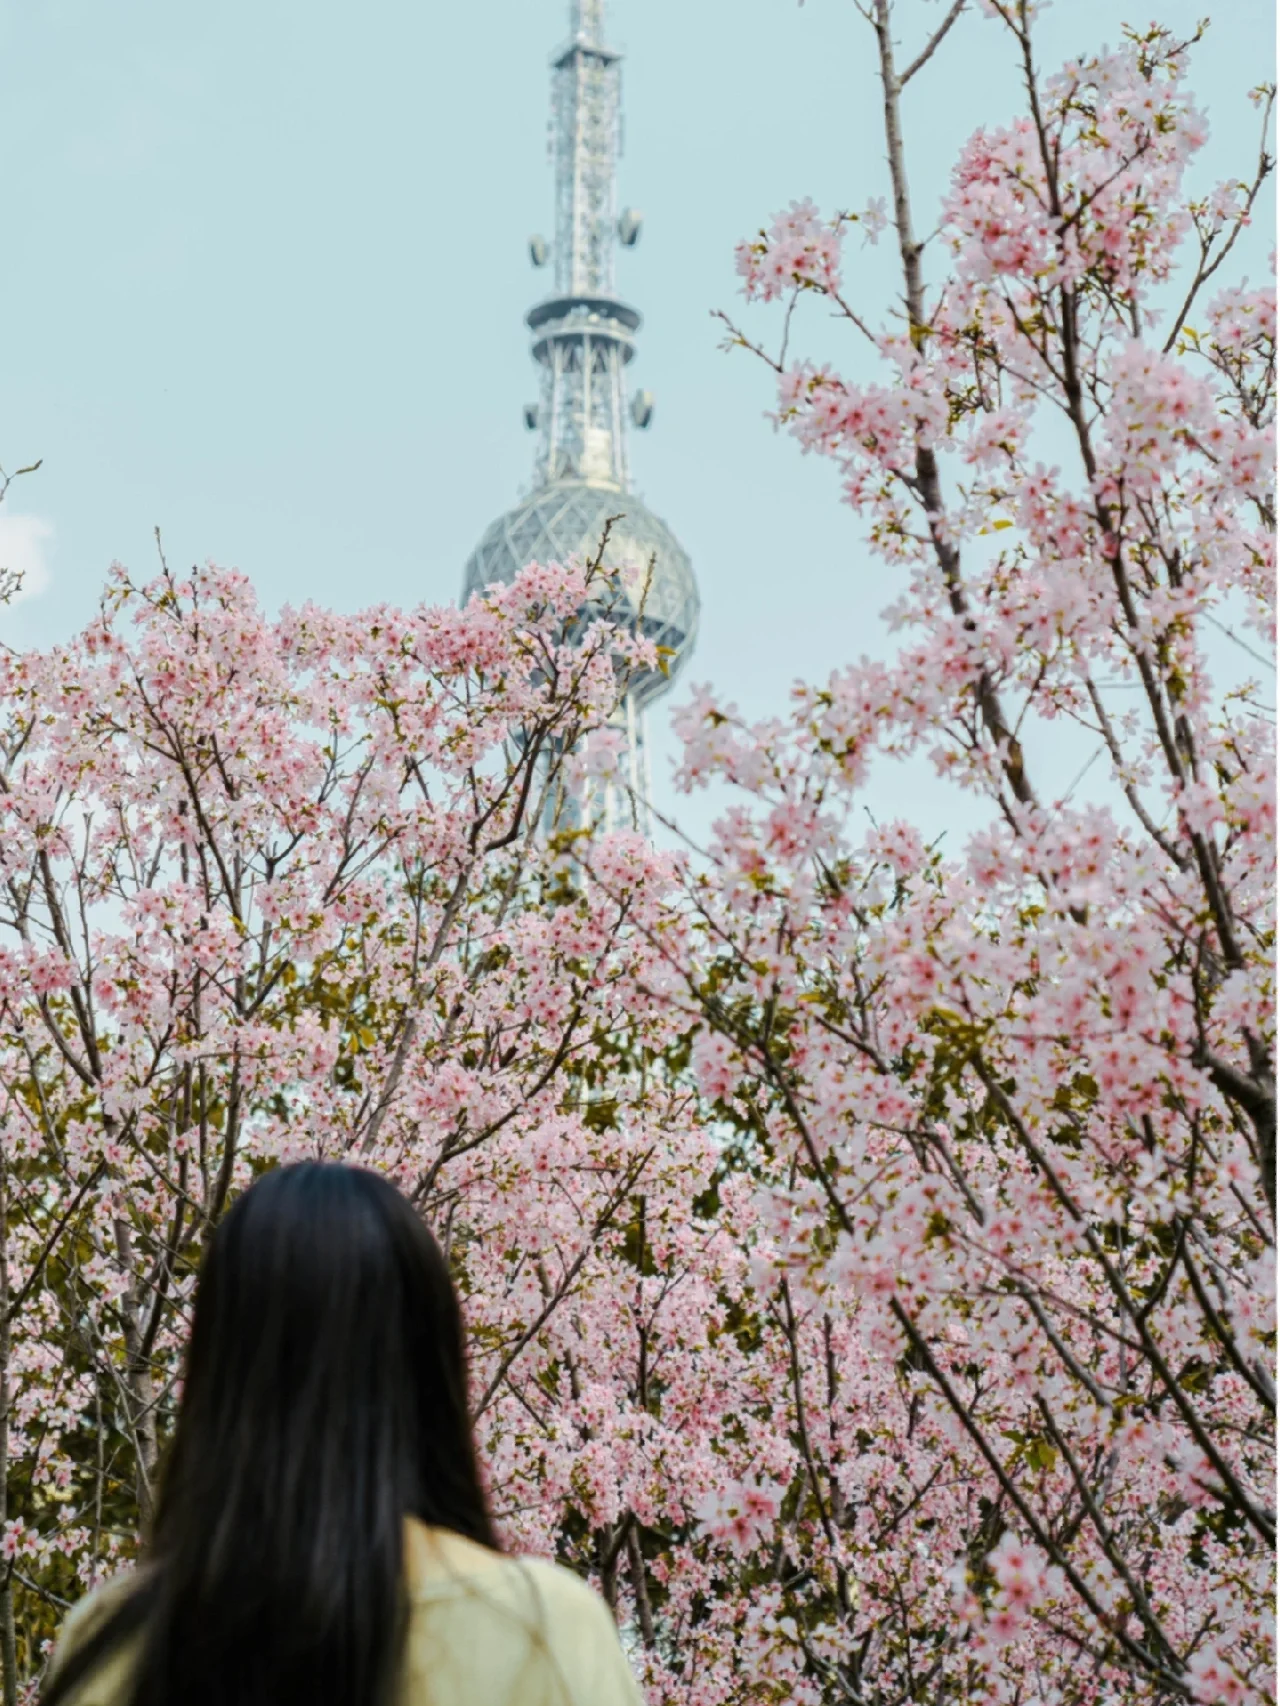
[45,1162,496,1706]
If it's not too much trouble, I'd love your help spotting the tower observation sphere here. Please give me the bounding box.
[461,0,699,826]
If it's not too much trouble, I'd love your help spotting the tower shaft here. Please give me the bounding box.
[530,0,634,491]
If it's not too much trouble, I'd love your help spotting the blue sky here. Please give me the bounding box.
[0,0,1273,844]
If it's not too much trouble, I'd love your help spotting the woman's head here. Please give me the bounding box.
[46,1162,496,1706]
[165,1160,493,1561]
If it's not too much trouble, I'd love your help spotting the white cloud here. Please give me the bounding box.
[0,512,54,604]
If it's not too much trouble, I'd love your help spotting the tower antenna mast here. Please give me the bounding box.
[535,0,630,488]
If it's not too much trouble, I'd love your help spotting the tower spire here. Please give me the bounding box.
[530,0,632,487]
[572,0,605,48]
[555,0,617,298]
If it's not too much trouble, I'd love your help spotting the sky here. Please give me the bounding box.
[0,0,1273,848]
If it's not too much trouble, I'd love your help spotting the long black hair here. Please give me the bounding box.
[45,1162,497,1706]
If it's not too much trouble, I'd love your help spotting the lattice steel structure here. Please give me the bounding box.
[462,0,699,834]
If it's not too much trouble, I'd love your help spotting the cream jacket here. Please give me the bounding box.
[49,1523,644,1705]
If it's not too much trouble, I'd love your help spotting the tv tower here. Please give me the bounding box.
[462,0,699,834]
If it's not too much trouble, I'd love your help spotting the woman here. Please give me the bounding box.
[45,1162,642,1706]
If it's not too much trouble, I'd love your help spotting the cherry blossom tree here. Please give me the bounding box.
[0,3,1274,1705]
[0,548,749,1700]
[627,1,1275,1700]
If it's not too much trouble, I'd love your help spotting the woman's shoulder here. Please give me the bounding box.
[56,1573,138,1650]
[405,1529,642,1702]
[506,1554,616,1620]
[476,1554,642,1700]
[407,1526,612,1619]
[47,1572,142,1702]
